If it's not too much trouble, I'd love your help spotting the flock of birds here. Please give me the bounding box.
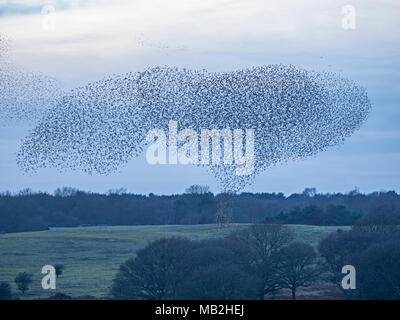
[0,34,62,125]
[1,34,372,192]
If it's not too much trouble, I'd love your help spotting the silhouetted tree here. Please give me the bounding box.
[15,272,33,295]
[318,230,381,296]
[355,239,400,299]
[54,187,78,197]
[111,237,194,299]
[324,205,357,225]
[302,187,317,197]
[107,188,127,196]
[231,224,294,262]
[276,242,321,300]
[229,224,294,298]
[355,204,400,233]
[178,240,262,299]
[185,185,210,194]
[178,263,260,299]
[54,264,65,278]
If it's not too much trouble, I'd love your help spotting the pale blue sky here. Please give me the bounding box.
[0,0,399,194]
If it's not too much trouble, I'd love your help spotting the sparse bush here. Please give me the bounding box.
[14,272,33,295]
[54,264,65,278]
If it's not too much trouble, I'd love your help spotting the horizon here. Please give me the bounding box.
[1,185,396,197]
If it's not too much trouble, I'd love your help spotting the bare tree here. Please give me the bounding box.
[185,185,210,194]
[107,188,127,196]
[276,242,321,300]
[232,224,294,262]
[53,187,78,197]
[230,224,294,298]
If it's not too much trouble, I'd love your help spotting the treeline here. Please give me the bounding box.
[111,225,318,300]
[0,186,399,233]
[265,205,361,225]
[111,221,400,300]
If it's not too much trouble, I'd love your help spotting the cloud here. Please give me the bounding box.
[0,3,41,16]
[0,0,399,61]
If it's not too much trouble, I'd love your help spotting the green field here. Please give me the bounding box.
[0,224,347,299]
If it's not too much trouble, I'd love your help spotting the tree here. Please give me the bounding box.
[324,205,356,226]
[54,264,65,278]
[18,188,35,196]
[302,187,317,197]
[178,263,260,300]
[111,237,195,299]
[355,204,400,233]
[318,230,382,295]
[355,238,400,299]
[53,187,78,197]
[15,272,33,295]
[111,235,266,300]
[276,242,321,300]
[0,282,12,300]
[232,224,294,262]
[229,224,294,298]
[176,240,262,299]
[287,205,324,225]
[107,188,127,196]
[185,185,210,194]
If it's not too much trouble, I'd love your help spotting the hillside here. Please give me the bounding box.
[0,224,348,299]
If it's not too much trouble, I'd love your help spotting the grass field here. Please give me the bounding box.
[0,224,348,299]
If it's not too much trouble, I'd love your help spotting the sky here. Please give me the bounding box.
[0,0,399,195]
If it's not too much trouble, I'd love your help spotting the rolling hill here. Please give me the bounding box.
[0,224,348,299]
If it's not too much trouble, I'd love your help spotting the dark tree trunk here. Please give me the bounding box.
[291,288,296,300]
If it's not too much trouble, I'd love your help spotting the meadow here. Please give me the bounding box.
[0,224,347,299]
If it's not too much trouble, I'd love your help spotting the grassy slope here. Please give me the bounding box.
[0,224,348,299]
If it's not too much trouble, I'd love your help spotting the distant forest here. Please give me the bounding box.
[0,186,400,233]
